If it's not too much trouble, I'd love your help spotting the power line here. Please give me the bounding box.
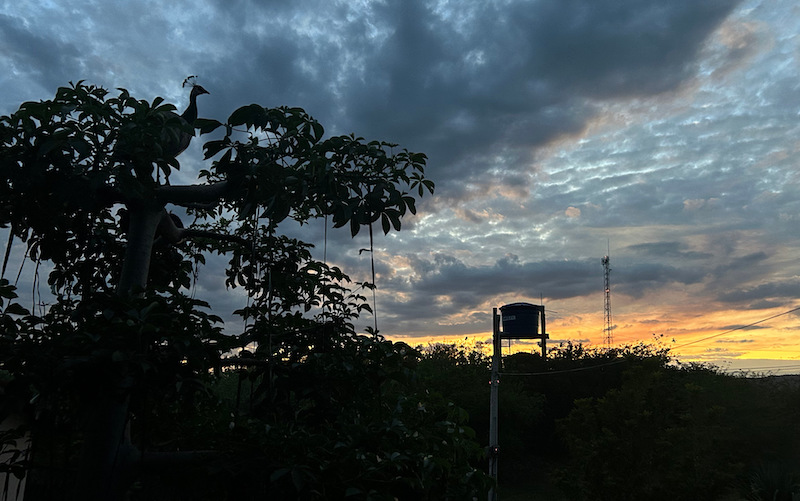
[500,359,800,378]
[672,306,800,350]
[494,306,800,378]
[501,358,629,377]
[722,363,800,373]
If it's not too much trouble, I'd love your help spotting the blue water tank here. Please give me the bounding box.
[500,303,541,338]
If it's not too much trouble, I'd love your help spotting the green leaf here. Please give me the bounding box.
[402,196,417,214]
[311,121,324,141]
[203,140,228,159]
[228,104,266,128]
[4,303,29,316]
[387,209,401,232]
[194,118,223,134]
[0,282,18,299]
[381,213,391,235]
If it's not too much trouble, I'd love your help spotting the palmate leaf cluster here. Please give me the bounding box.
[198,104,431,237]
[0,82,488,498]
[136,335,490,500]
[0,81,431,294]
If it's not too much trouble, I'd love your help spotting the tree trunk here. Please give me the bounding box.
[71,396,136,501]
[70,205,162,501]
[117,205,163,295]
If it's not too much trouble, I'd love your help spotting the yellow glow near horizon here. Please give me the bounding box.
[388,302,800,366]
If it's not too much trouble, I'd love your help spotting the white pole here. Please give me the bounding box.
[488,308,501,500]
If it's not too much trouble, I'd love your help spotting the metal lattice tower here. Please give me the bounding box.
[602,255,613,347]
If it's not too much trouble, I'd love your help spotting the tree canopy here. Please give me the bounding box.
[0,82,489,500]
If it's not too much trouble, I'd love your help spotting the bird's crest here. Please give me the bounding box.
[182,75,200,89]
[182,75,209,97]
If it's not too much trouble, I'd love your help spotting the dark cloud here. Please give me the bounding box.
[0,14,84,92]
[523,0,740,97]
[8,0,800,358]
[403,253,598,302]
[0,0,743,195]
[184,0,743,194]
[717,278,800,305]
[626,241,714,260]
[614,262,705,298]
[717,326,764,333]
[706,251,771,290]
[379,252,704,320]
[745,299,788,310]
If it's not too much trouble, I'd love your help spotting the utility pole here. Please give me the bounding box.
[540,307,547,357]
[488,308,501,501]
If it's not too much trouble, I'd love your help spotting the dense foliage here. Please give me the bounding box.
[0,82,489,500]
[124,334,490,500]
[418,342,800,501]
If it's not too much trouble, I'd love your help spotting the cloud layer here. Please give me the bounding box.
[4,0,800,364]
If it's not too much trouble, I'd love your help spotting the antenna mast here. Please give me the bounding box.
[602,250,613,347]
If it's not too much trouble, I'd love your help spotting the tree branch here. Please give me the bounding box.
[219,357,272,368]
[181,228,250,246]
[155,181,230,207]
[139,450,225,472]
[155,211,250,247]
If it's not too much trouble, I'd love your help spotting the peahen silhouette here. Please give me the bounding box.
[170,77,209,158]
[113,77,209,183]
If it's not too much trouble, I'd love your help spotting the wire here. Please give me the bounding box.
[672,306,800,350]
[722,363,800,373]
[501,358,629,377]
[499,307,800,378]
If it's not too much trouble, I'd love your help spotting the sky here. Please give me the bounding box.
[3,0,800,373]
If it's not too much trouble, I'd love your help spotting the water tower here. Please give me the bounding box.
[488,302,548,501]
[499,302,547,356]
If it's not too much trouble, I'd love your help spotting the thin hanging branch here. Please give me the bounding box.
[266,221,275,394]
[2,229,12,280]
[13,245,28,287]
[32,258,41,316]
[368,218,378,335]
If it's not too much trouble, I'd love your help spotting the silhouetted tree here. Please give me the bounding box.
[0,82,490,500]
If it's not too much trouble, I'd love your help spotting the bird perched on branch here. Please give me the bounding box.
[170,76,209,158]
[113,77,210,183]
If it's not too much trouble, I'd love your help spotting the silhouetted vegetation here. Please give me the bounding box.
[3,81,798,500]
[418,342,800,500]
[0,82,491,500]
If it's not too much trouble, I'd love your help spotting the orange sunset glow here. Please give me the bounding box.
[3,0,800,374]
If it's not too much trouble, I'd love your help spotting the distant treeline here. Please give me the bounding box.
[416,342,800,501]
